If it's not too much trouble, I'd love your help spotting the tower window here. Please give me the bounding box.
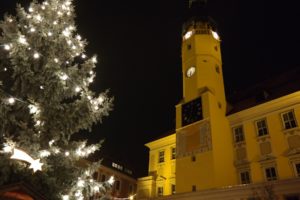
[233,126,244,143]
[157,187,163,196]
[187,44,192,50]
[158,151,165,163]
[240,171,251,184]
[265,167,277,181]
[281,110,297,129]
[256,119,269,137]
[215,64,220,74]
[171,147,176,160]
[171,184,176,194]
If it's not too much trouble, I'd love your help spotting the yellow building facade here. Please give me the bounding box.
[137,1,300,199]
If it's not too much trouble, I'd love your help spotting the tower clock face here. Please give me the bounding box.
[182,97,203,126]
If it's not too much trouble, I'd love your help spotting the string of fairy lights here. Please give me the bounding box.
[0,0,136,199]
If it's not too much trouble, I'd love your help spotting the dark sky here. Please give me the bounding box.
[1,0,300,178]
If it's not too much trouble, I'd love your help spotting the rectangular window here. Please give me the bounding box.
[265,167,277,181]
[233,126,244,143]
[115,180,121,190]
[158,151,165,163]
[256,119,268,136]
[157,187,163,196]
[282,110,297,129]
[171,184,176,194]
[240,171,251,184]
[192,185,196,192]
[171,147,176,160]
[295,163,300,177]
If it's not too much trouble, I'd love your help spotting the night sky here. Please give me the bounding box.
[1,0,300,178]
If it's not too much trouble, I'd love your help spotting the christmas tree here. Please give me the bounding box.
[0,0,115,199]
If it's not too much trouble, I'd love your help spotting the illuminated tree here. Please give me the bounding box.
[0,0,114,199]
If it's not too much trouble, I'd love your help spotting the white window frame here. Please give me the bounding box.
[281,110,298,130]
[233,125,245,143]
[171,147,176,160]
[158,151,165,163]
[264,166,278,181]
[255,118,269,137]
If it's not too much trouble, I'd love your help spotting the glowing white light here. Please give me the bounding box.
[81,54,86,59]
[65,151,70,156]
[98,96,104,104]
[66,61,70,64]
[33,52,40,59]
[183,30,193,40]
[28,7,34,12]
[49,140,55,146]
[35,120,41,126]
[60,73,68,81]
[4,68,7,71]
[67,12,71,16]
[77,179,85,187]
[68,25,74,30]
[65,1,71,6]
[10,148,43,172]
[54,58,59,63]
[43,1,49,5]
[89,71,93,75]
[94,105,99,110]
[8,97,15,104]
[62,195,69,200]
[94,186,99,192]
[28,104,39,114]
[8,18,13,22]
[129,195,134,200]
[27,15,32,19]
[53,148,60,154]
[30,27,36,32]
[88,77,94,83]
[53,21,58,25]
[211,30,220,40]
[76,35,81,40]
[72,45,76,50]
[62,29,70,37]
[186,66,196,78]
[89,179,93,183]
[4,44,11,50]
[75,86,81,92]
[57,11,62,16]
[35,15,42,22]
[18,36,27,45]
[3,144,13,153]
[92,56,97,63]
[67,40,72,45]
[108,176,115,185]
[40,150,50,157]
[40,85,44,89]
[41,5,45,10]
[87,96,92,100]
[47,32,53,36]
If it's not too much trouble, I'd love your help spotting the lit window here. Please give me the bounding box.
[158,151,164,163]
[233,126,244,143]
[265,167,277,181]
[171,147,176,160]
[256,119,268,137]
[282,110,297,129]
[240,171,251,184]
[171,184,176,194]
[157,187,163,196]
[295,163,300,177]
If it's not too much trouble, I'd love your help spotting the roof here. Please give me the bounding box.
[227,66,300,115]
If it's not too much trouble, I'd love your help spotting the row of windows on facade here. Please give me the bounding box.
[233,110,297,143]
[239,163,300,185]
[158,147,176,163]
[156,164,300,196]
[157,184,176,196]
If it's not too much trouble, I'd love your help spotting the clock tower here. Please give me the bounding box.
[175,0,236,192]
